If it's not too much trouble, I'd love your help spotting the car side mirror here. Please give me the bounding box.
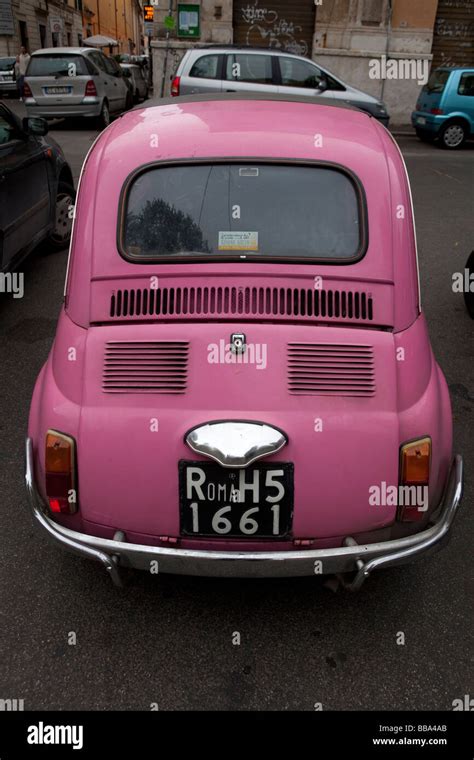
[317,78,328,93]
[22,116,48,137]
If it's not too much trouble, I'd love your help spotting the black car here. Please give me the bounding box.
[0,102,75,274]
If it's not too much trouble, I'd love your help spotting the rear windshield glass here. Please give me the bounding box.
[0,57,15,71]
[27,54,90,77]
[424,69,450,93]
[121,163,363,261]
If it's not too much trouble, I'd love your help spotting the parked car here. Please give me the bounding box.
[0,56,17,97]
[26,93,462,589]
[412,67,474,149]
[120,63,148,103]
[24,47,133,129]
[0,102,75,273]
[171,47,390,125]
[464,251,474,318]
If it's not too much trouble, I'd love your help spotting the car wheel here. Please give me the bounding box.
[125,91,133,110]
[439,121,467,149]
[415,128,434,143]
[464,251,474,319]
[134,88,140,104]
[47,181,76,251]
[98,100,110,130]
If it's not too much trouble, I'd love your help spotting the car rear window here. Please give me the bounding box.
[121,163,364,262]
[424,69,450,94]
[27,54,91,77]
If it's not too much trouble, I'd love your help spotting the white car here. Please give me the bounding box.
[120,63,148,103]
[24,47,133,128]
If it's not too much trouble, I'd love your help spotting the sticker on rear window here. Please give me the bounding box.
[218,231,259,251]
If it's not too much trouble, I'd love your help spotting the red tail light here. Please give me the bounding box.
[23,81,33,98]
[430,108,444,115]
[84,79,97,96]
[398,438,431,522]
[171,76,180,96]
[45,431,78,514]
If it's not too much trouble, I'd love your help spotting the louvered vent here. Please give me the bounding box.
[288,343,375,397]
[110,286,374,322]
[103,341,189,394]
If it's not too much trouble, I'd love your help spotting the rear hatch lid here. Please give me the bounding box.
[416,69,451,113]
[26,52,93,104]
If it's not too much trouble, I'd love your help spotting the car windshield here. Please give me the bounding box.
[425,69,450,93]
[27,54,89,77]
[0,58,15,71]
[122,163,363,261]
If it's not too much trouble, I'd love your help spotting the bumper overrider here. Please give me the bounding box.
[25,438,463,590]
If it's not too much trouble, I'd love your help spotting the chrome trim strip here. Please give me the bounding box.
[25,438,462,588]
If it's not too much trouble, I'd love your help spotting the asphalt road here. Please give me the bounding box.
[0,106,473,711]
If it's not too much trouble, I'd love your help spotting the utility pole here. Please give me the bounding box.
[161,0,174,97]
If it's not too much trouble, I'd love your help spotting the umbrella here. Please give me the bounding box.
[83,34,118,47]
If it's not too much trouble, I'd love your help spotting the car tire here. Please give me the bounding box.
[97,100,110,130]
[439,120,468,150]
[464,251,474,319]
[47,181,76,252]
[415,128,434,143]
[134,88,140,104]
[125,91,133,110]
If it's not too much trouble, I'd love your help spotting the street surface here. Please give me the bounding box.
[1,101,473,710]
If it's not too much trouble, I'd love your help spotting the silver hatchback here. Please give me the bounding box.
[24,47,133,128]
[172,47,389,126]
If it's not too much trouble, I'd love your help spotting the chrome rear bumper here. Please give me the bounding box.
[25,438,463,589]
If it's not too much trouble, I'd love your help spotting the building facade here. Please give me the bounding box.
[83,0,143,53]
[0,0,84,55]
[150,0,474,121]
[0,0,144,56]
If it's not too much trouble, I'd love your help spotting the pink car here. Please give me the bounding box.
[26,94,463,589]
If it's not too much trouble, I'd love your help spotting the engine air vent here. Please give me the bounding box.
[103,341,189,394]
[288,343,375,397]
[110,286,374,323]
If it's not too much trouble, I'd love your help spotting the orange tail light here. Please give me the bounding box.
[398,437,431,522]
[45,431,77,514]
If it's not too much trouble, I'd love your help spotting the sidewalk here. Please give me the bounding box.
[389,123,415,137]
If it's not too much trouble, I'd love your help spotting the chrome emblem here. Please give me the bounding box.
[185,421,287,468]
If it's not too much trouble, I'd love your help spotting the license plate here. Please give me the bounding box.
[179,460,294,538]
[417,116,427,125]
[44,86,71,95]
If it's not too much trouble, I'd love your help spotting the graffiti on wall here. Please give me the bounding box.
[239,1,309,57]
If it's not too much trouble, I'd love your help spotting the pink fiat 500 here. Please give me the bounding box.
[26,94,463,589]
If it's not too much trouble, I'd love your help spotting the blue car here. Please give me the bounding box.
[411,67,474,149]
